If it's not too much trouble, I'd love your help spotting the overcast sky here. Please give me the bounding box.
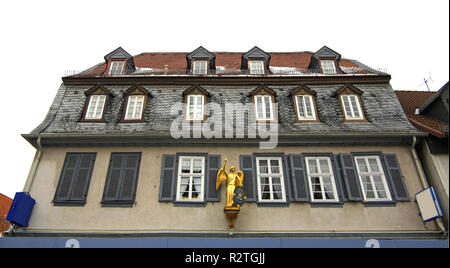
[0,0,448,198]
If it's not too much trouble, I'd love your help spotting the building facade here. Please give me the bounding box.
[6,46,447,245]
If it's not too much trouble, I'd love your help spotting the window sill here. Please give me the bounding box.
[101,201,135,207]
[173,201,206,207]
[362,201,396,207]
[256,201,289,207]
[309,202,344,208]
[53,200,86,207]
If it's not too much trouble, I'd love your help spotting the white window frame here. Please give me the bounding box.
[109,61,124,75]
[176,156,205,202]
[85,95,106,120]
[341,95,364,120]
[255,157,286,203]
[295,95,316,121]
[305,156,339,202]
[124,95,145,120]
[186,95,205,121]
[192,60,208,75]
[320,60,337,75]
[354,155,392,201]
[254,95,274,121]
[249,60,265,75]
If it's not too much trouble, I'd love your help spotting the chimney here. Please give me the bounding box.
[164,65,169,75]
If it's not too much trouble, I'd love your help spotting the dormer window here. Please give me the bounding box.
[192,60,208,75]
[291,86,319,122]
[183,85,210,121]
[336,85,367,121]
[249,60,265,75]
[120,85,150,122]
[186,46,215,75]
[250,86,277,121]
[242,46,271,75]
[320,60,337,75]
[81,85,113,122]
[86,95,106,120]
[109,61,125,75]
[186,95,205,120]
[125,95,145,120]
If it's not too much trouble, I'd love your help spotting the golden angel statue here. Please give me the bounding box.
[216,158,245,208]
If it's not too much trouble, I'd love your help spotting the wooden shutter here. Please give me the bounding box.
[206,155,221,202]
[383,153,410,201]
[240,155,257,202]
[288,154,310,202]
[54,153,96,204]
[102,153,141,205]
[339,153,363,201]
[159,154,177,202]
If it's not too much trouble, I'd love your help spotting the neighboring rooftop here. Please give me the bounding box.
[395,83,449,138]
[0,193,12,236]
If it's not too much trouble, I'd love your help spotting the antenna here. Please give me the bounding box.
[418,72,434,91]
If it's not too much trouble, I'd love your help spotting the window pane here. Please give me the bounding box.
[350,96,361,118]
[264,96,272,119]
[308,159,318,174]
[193,159,202,173]
[181,159,191,173]
[342,96,353,117]
[259,159,268,173]
[270,159,280,174]
[357,159,368,173]
[319,159,330,174]
[256,96,264,119]
[368,158,380,173]
[296,96,305,117]
[110,61,124,75]
[304,96,313,117]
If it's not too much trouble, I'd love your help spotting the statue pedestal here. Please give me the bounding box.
[224,206,240,228]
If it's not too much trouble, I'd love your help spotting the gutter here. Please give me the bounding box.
[411,136,447,234]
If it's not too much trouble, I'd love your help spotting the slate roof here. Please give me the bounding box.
[30,83,419,137]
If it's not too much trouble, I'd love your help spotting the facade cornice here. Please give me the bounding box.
[22,132,426,149]
[62,75,391,86]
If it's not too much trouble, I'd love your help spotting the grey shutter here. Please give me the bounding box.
[55,154,78,201]
[70,154,96,201]
[331,154,347,202]
[118,153,141,202]
[288,154,310,202]
[159,154,177,202]
[240,155,257,202]
[383,154,410,201]
[103,154,124,202]
[102,153,141,204]
[54,153,96,204]
[339,153,363,201]
[206,154,221,202]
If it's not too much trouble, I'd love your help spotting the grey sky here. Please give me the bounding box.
[0,0,448,198]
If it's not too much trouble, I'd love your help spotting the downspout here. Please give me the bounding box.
[411,136,447,234]
[23,136,42,193]
[7,136,42,236]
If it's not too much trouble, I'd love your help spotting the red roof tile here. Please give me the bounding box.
[86,51,363,76]
[0,193,12,235]
[395,91,449,138]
